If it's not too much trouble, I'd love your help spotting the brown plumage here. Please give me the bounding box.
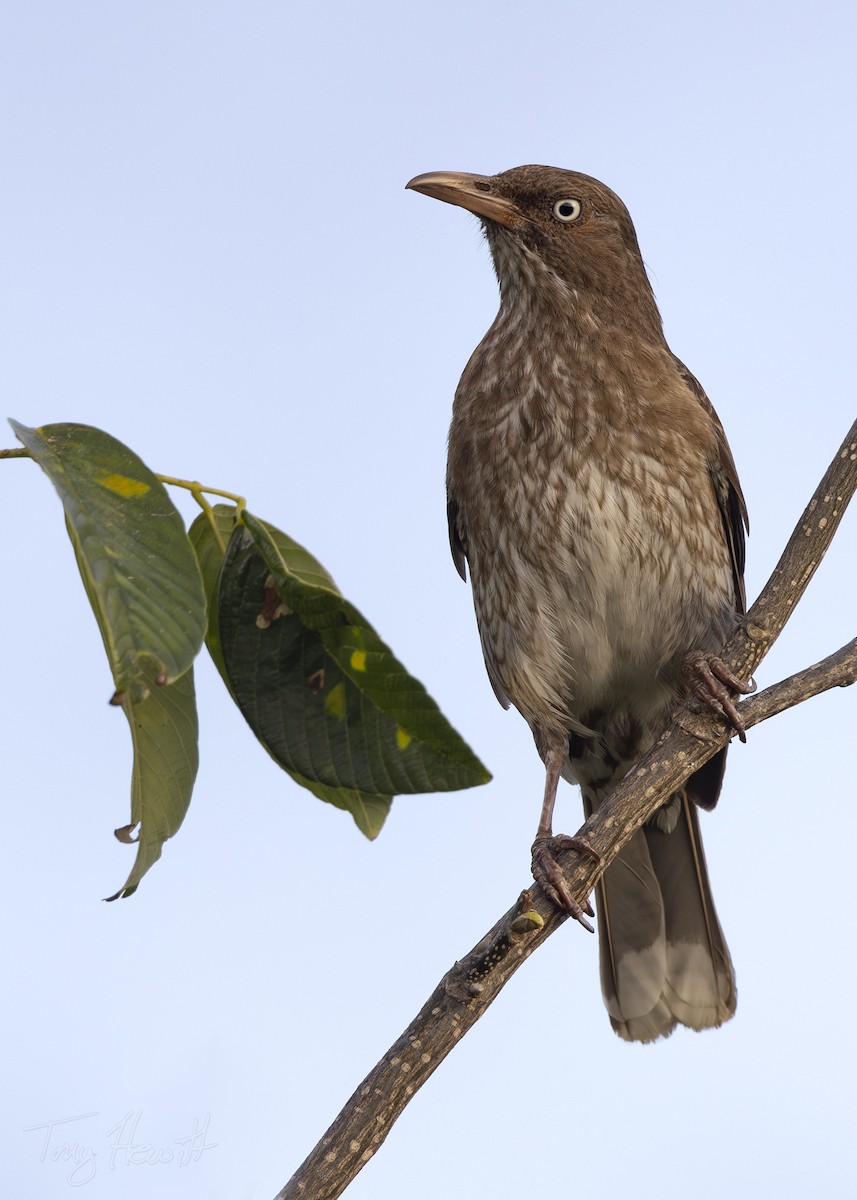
[407,165,751,1042]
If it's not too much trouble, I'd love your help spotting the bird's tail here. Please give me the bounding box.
[585,791,736,1043]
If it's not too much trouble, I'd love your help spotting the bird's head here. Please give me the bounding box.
[407,165,657,326]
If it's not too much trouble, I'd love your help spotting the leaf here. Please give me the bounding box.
[218,510,490,799]
[12,420,205,894]
[281,769,392,840]
[187,503,235,675]
[11,420,206,702]
[105,664,199,899]
[188,506,393,838]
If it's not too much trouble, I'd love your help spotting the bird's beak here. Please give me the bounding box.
[406,171,518,228]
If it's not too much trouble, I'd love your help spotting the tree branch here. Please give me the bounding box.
[275,419,857,1200]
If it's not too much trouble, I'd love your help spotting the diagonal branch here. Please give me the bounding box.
[275,419,857,1200]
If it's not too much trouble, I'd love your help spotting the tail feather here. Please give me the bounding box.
[586,790,736,1043]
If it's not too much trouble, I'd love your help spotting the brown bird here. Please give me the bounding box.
[407,165,752,1042]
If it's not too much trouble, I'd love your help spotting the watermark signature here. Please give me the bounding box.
[24,1109,217,1186]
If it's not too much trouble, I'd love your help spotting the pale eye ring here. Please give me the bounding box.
[552,198,582,222]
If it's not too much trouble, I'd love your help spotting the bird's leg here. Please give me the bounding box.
[531,745,598,931]
[685,651,756,742]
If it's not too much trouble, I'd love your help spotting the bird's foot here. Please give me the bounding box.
[531,834,599,931]
[685,651,756,742]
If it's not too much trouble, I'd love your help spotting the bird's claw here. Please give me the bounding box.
[531,834,598,931]
[686,651,755,742]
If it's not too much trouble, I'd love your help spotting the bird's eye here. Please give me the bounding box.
[552,198,582,223]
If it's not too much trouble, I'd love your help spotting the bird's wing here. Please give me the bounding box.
[447,493,512,709]
[674,358,748,614]
[447,496,468,581]
[673,360,748,813]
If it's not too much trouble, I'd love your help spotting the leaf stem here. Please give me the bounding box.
[157,475,246,513]
[157,476,247,553]
[0,448,30,459]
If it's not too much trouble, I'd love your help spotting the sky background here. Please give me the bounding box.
[2,3,855,1197]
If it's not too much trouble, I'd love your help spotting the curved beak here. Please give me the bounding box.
[405,171,518,228]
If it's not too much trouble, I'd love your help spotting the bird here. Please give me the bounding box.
[406,165,753,1042]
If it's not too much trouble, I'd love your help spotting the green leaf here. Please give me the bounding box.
[106,664,199,900]
[282,769,392,840]
[218,510,491,799]
[187,503,235,674]
[11,420,206,702]
[188,506,393,838]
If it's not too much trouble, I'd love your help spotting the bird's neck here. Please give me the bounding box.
[489,226,665,350]
[456,267,678,440]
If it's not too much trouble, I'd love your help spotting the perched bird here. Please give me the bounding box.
[406,165,752,1042]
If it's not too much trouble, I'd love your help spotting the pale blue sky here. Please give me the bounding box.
[2,3,855,1198]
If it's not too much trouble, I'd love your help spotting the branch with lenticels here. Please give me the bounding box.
[275,419,857,1200]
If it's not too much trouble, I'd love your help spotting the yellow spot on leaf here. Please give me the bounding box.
[97,472,150,498]
[324,682,346,719]
[350,650,367,672]
[396,727,412,751]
